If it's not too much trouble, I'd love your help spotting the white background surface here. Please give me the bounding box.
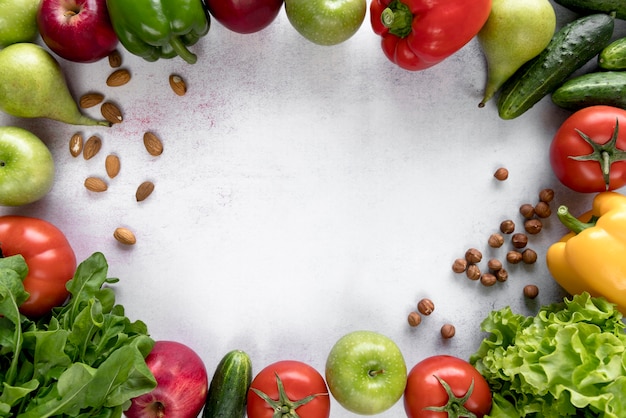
[1,2,626,416]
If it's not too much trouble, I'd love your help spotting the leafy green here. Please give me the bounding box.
[470,292,626,418]
[0,252,156,417]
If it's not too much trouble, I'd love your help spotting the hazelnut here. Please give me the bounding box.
[488,233,505,248]
[524,219,543,235]
[466,264,481,280]
[480,273,497,287]
[408,312,422,327]
[487,258,502,271]
[522,248,538,264]
[500,220,515,234]
[441,324,456,339]
[511,233,528,249]
[519,203,535,219]
[494,167,509,181]
[417,298,435,316]
[465,248,483,264]
[539,188,555,203]
[534,201,552,218]
[452,258,468,273]
[496,268,509,282]
[524,284,539,299]
[506,250,523,264]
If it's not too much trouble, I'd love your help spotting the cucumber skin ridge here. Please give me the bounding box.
[552,71,626,110]
[496,13,614,120]
[203,350,252,418]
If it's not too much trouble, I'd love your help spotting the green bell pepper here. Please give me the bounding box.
[106,0,210,64]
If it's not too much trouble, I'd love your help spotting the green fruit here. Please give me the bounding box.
[0,43,110,126]
[0,0,40,48]
[284,0,366,46]
[0,126,55,206]
[478,0,556,107]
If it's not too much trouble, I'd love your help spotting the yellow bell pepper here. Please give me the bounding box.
[546,191,626,314]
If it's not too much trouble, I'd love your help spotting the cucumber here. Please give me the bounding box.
[553,0,626,20]
[497,13,614,120]
[203,350,252,418]
[599,37,626,70]
[552,71,626,110]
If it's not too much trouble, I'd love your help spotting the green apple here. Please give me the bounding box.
[284,0,366,46]
[0,126,55,206]
[0,0,40,48]
[325,330,407,415]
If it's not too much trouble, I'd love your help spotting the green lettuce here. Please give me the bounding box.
[470,292,626,418]
[0,252,156,417]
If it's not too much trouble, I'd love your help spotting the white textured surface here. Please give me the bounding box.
[1,3,625,417]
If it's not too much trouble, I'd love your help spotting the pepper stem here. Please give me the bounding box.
[169,37,198,65]
[556,205,599,234]
[381,0,414,38]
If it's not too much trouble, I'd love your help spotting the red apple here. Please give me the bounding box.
[126,340,209,418]
[37,0,118,63]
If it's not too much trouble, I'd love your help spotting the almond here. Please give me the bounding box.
[84,176,108,192]
[113,227,136,245]
[106,68,131,87]
[169,74,187,96]
[105,154,120,178]
[69,133,83,157]
[79,92,104,109]
[108,49,122,68]
[83,135,102,160]
[143,132,163,156]
[101,101,123,124]
[135,181,155,202]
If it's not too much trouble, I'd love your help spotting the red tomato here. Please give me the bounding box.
[247,360,330,418]
[550,106,626,193]
[0,215,76,317]
[204,0,284,34]
[404,355,492,418]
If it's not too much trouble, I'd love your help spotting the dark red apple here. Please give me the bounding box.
[37,0,118,63]
[126,340,209,418]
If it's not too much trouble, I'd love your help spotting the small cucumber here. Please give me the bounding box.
[497,13,614,120]
[599,37,626,70]
[552,71,626,110]
[203,350,252,418]
[553,0,626,20]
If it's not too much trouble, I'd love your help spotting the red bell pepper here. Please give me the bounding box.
[0,215,76,318]
[370,0,492,71]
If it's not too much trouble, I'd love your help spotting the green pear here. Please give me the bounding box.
[0,43,110,126]
[477,0,556,107]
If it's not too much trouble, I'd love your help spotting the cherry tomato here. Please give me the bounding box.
[247,360,330,418]
[204,0,284,34]
[549,106,626,193]
[0,215,76,317]
[404,355,492,418]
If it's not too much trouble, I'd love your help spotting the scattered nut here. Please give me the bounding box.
[523,284,539,299]
[69,133,83,157]
[524,218,543,234]
[113,227,136,245]
[522,248,538,264]
[480,273,497,287]
[534,201,552,218]
[83,135,102,160]
[407,311,422,327]
[494,167,509,181]
[84,176,108,192]
[487,258,502,271]
[101,101,123,124]
[519,203,535,219]
[500,219,515,234]
[143,132,164,156]
[466,264,481,280]
[108,49,122,68]
[487,233,504,248]
[539,188,554,203]
[417,298,435,315]
[105,154,120,178]
[511,233,528,249]
[506,250,523,264]
[106,68,131,87]
[79,92,104,109]
[169,74,187,96]
[495,268,508,282]
[135,181,155,202]
[465,248,482,264]
[452,258,467,273]
[441,324,456,339]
